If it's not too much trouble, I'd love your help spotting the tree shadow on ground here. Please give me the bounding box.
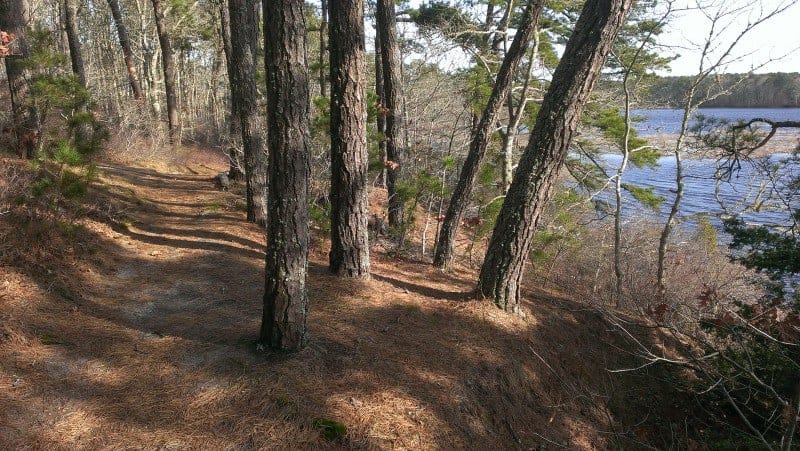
[0,162,698,449]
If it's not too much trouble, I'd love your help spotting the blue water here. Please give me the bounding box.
[632,108,800,135]
[596,153,799,229]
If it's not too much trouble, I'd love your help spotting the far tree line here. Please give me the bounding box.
[635,72,800,108]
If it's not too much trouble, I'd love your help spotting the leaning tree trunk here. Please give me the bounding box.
[328,0,370,278]
[218,0,244,180]
[1,0,38,158]
[151,0,181,145]
[259,0,311,352]
[477,0,634,312]
[63,0,86,88]
[229,0,267,225]
[433,0,543,270]
[375,0,405,227]
[107,0,143,99]
[502,39,538,192]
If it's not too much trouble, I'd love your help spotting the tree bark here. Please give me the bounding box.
[151,0,181,145]
[375,0,405,226]
[217,0,244,180]
[229,0,268,225]
[259,0,311,352]
[328,0,370,278]
[63,0,86,88]
[502,38,538,193]
[318,0,327,97]
[107,0,143,99]
[374,27,386,188]
[1,0,38,158]
[477,0,634,312]
[433,0,543,269]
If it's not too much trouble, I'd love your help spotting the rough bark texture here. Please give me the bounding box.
[229,0,267,225]
[477,0,634,312]
[259,0,311,352]
[151,0,181,145]
[318,0,327,97]
[328,0,370,278]
[433,0,543,269]
[217,0,244,180]
[107,0,143,99]
[374,28,386,188]
[63,0,86,88]
[375,0,405,226]
[1,0,38,158]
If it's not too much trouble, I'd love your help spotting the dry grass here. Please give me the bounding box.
[1,150,694,449]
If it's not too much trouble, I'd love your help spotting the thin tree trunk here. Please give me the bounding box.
[229,0,267,225]
[1,0,38,158]
[318,0,327,97]
[483,1,494,50]
[502,38,538,192]
[477,0,634,312]
[259,0,311,352]
[107,0,143,99]
[63,0,87,88]
[433,0,543,269]
[375,0,405,227]
[657,83,697,298]
[151,0,181,145]
[781,379,800,451]
[374,27,386,188]
[613,67,633,307]
[58,0,69,54]
[328,0,370,277]
[217,0,244,180]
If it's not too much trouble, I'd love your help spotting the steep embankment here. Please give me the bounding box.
[0,150,690,449]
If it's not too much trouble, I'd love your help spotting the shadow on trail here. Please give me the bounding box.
[0,163,697,449]
[371,273,472,301]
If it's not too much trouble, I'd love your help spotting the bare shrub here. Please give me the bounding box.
[529,211,763,319]
[105,100,168,161]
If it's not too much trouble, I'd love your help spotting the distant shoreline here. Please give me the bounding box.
[641,131,798,157]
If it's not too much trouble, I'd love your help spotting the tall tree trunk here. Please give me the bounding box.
[107,0,143,99]
[151,0,181,145]
[328,0,370,278]
[259,0,311,352]
[58,0,69,54]
[1,0,38,158]
[229,0,267,225]
[477,0,634,312]
[433,0,543,269]
[218,0,244,180]
[374,27,386,188]
[483,1,494,50]
[502,37,538,192]
[63,0,86,88]
[318,0,327,97]
[375,0,405,227]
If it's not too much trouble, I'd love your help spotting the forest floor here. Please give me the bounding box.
[0,148,695,449]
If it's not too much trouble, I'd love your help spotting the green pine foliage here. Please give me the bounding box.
[620,183,663,211]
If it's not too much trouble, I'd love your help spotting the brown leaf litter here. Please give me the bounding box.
[0,151,694,449]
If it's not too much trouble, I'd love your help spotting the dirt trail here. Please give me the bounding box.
[0,158,687,449]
